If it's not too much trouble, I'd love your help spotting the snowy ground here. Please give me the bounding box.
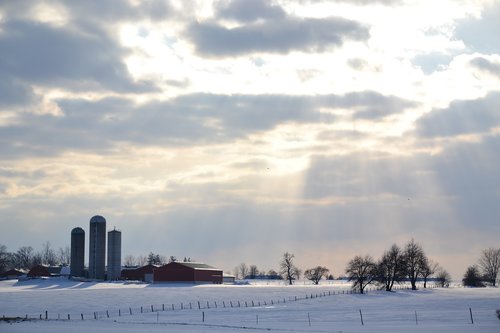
[1,278,499,332]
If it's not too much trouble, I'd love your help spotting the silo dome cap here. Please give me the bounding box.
[90,215,106,223]
[71,227,85,233]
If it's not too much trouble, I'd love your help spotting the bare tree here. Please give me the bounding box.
[123,255,137,267]
[249,265,259,278]
[169,256,177,263]
[57,246,70,266]
[232,266,240,279]
[421,259,438,288]
[376,244,406,291]
[478,247,500,287]
[345,255,376,294]
[14,246,34,270]
[304,266,329,285]
[0,244,10,273]
[435,267,451,288]
[280,252,301,285]
[40,241,57,266]
[238,263,249,279]
[403,239,427,290]
[137,255,147,267]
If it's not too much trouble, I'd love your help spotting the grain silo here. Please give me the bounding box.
[70,227,85,277]
[107,228,121,280]
[89,215,106,279]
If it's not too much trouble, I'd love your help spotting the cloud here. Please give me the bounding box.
[292,0,401,5]
[0,91,414,158]
[0,20,156,93]
[185,17,369,57]
[411,52,454,74]
[214,0,286,22]
[469,57,500,77]
[415,91,500,138]
[0,77,39,109]
[455,2,500,54]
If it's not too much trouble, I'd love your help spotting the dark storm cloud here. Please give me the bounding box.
[455,2,500,54]
[415,91,500,138]
[185,17,369,57]
[214,0,286,22]
[0,20,156,93]
[470,57,500,77]
[0,91,414,158]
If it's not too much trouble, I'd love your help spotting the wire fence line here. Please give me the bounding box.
[1,284,432,322]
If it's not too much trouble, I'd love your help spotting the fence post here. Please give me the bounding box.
[308,312,311,327]
[198,301,201,310]
[359,309,364,326]
[81,313,84,321]
[45,311,48,320]
[68,314,70,320]
[469,308,474,324]
[129,308,132,315]
[106,310,109,318]
[151,305,154,312]
[94,312,96,320]
[202,311,205,323]
[172,304,174,311]
[141,306,143,313]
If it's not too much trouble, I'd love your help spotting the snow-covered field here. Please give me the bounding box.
[1,278,499,332]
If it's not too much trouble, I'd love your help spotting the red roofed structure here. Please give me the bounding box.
[153,262,222,284]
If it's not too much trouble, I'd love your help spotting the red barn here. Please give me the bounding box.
[153,262,223,284]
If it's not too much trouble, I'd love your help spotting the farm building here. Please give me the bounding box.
[27,265,64,278]
[0,269,26,280]
[153,262,223,284]
[223,273,236,284]
[121,264,158,283]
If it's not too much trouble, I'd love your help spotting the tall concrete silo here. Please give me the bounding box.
[107,228,121,280]
[70,227,85,277]
[89,215,106,279]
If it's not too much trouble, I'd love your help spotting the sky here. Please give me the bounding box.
[1,0,499,280]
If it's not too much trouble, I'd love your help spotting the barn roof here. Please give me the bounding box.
[158,262,222,271]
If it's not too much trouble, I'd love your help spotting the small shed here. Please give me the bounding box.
[153,262,223,284]
[121,264,158,283]
[223,273,236,284]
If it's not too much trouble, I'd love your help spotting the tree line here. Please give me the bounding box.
[345,239,451,293]
[0,243,70,272]
[462,247,500,287]
[239,240,453,293]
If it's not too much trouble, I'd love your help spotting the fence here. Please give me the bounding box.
[1,284,435,322]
